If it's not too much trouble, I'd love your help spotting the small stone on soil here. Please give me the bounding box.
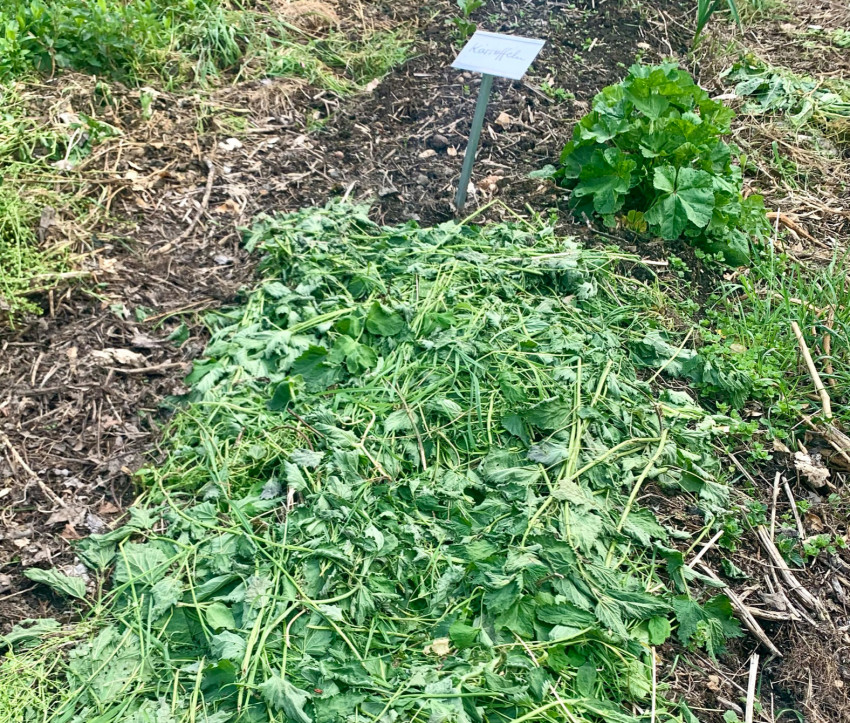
[428,134,449,151]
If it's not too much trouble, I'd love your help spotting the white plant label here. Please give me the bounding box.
[451,31,545,80]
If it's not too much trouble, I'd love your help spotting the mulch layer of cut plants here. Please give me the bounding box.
[1,0,849,721]
[0,0,691,622]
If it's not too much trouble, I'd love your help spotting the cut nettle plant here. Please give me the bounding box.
[1,204,745,723]
[546,63,770,264]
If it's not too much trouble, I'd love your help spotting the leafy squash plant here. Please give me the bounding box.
[548,63,769,264]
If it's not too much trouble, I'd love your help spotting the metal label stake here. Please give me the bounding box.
[455,73,494,211]
[450,30,545,212]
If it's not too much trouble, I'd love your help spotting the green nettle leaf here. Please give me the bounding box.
[291,448,324,468]
[644,166,715,240]
[484,579,522,616]
[672,594,741,657]
[344,340,377,374]
[576,662,597,697]
[128,507,158,530]
[366,302,405,336]
[268,377,299,410]
[704,595,744,639]
[75,536,116,571]
[647,616,672,645]
[594,598,627,636]
[314,693,367,723]
[572,147,636,215]
[522,399,573,430]
[150,577,183,618]
[720,558,749,580]
[622,508,667,545]
[449,620,480,649]
[606,589,671,620]
[24,567,87,600]
[501,412,529,443]
[113,543,170,587]
[536,603,595,627]
[626,658,652,699]
[205,602,237,630]
[0,619,62,649]
[209,631,246,661]
[527,441,570,466]
[292,346,340,390]
[259,676,312,723]
[463,540,498,561]
[496,596,536,638]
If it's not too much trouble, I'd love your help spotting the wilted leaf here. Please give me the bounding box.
[23,568,86,600]
[259,675,312,723]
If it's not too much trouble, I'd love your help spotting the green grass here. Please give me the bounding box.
[696,244,850,437]
[0,0,410,90]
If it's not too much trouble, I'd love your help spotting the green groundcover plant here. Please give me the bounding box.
[545,63,770,264]
[0,0,407,88]
[1,205,749,723]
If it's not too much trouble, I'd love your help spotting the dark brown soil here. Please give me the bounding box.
[2,0,848,721]
[252,0,693,228]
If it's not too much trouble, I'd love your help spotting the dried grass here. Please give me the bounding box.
[271,0,341,31]
[696,0,850,262]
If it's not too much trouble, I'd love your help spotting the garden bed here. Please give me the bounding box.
[2,0,850,721]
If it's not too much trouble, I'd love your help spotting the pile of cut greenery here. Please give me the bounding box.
[2,204,749,722]
[722,57,850,127]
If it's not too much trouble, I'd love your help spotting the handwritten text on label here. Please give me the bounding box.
[451,31,545,80]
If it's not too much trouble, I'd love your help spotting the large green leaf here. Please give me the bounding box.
[365,302,405,336]
[114,542,170,586]
[644,165,714,239]
[259,676,312,723]
[572,147,636,215]
[205,602,237,630]
[449,620,480,650]
[23,567,87,600]
[291,345,340,390]
[329,336,377,374]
